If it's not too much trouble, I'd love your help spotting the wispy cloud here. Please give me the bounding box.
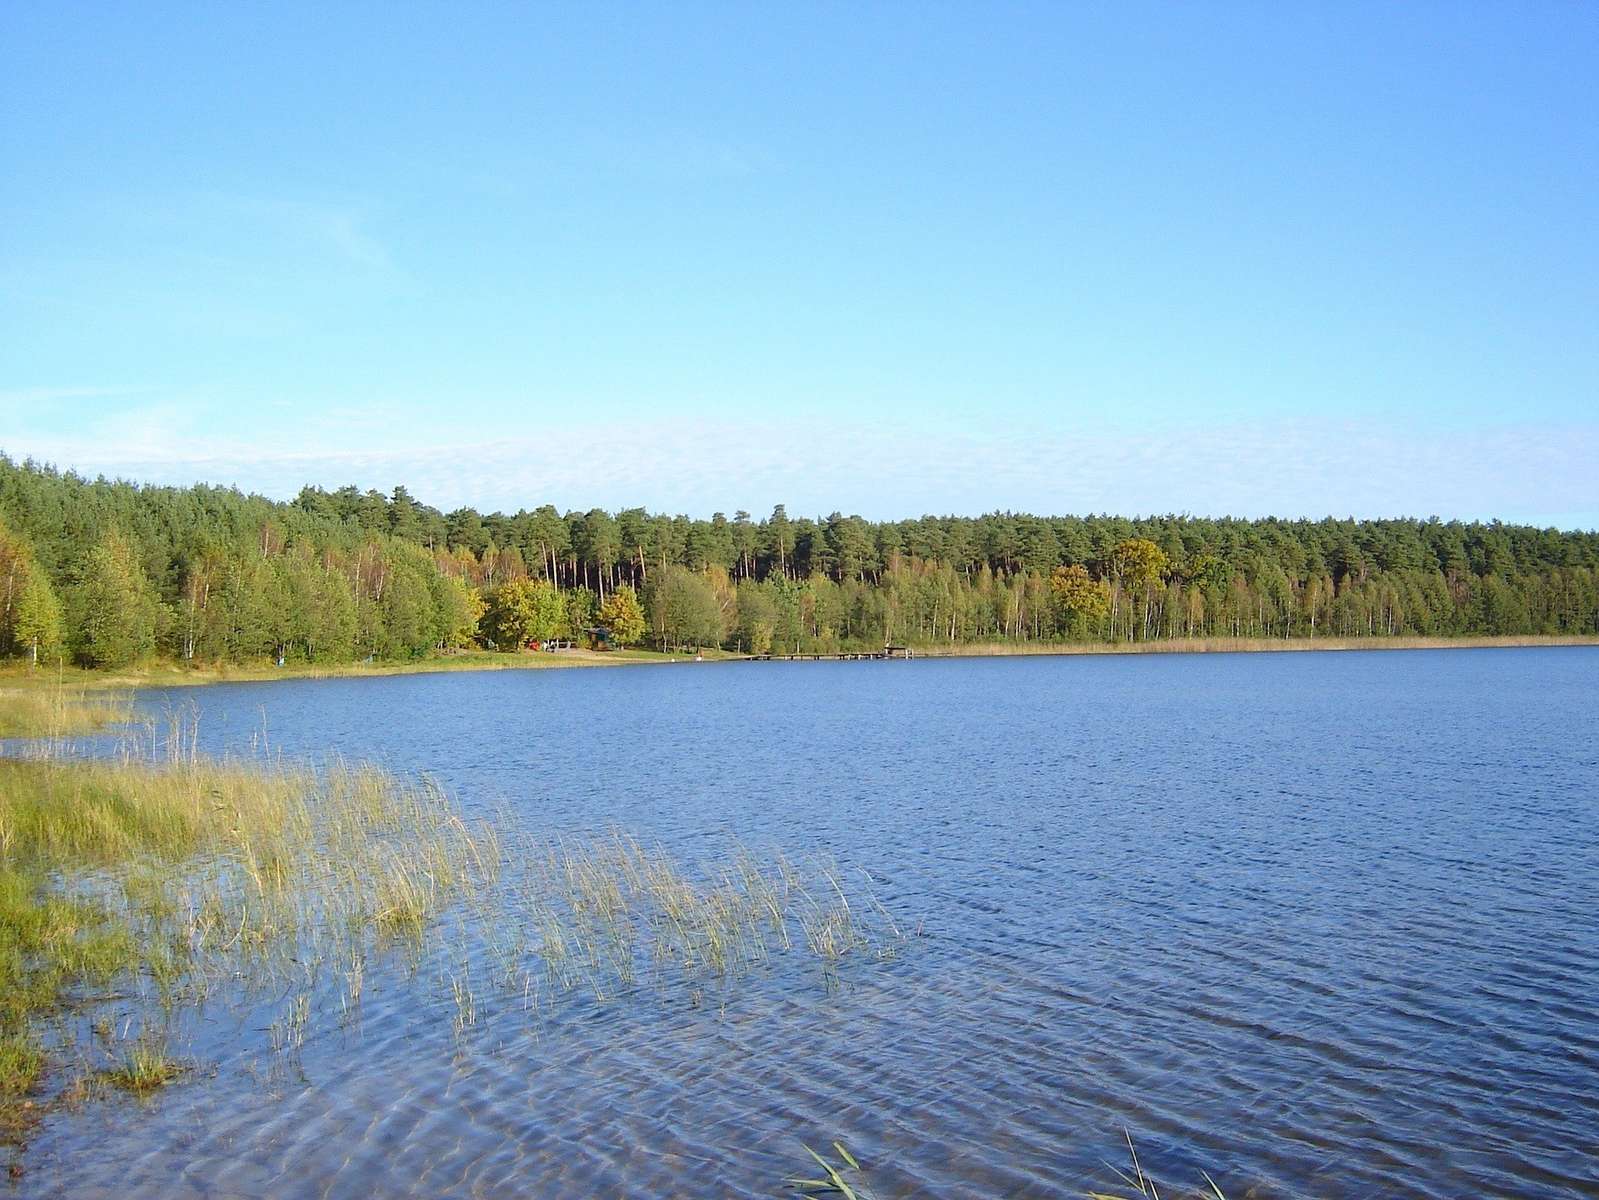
[4,409,1596,530]
[0,385,156,408]
[212,194,398,273]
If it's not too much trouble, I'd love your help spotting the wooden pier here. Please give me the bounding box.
[746,645,914,662]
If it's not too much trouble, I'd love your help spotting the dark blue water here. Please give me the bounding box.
[24,649,1599,1198]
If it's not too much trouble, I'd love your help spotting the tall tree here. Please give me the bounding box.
[486,579,564,649]
[646,566,726,651]
[69,531,163,668]
[597,584,646,646]
[0,524,64,663]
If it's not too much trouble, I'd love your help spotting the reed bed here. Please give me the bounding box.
[0,716,911,1164]
[472,830,907,1010]
[0,683,133,740]
[0,741,499,1154]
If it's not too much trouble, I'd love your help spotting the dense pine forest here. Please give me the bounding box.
[1,454,1596,669]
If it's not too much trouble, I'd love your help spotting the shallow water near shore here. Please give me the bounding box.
[16,647,1599,1198]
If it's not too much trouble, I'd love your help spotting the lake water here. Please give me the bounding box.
[19,648,1599,1198]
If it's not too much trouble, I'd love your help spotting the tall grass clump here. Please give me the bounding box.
[102,1033,187,1097]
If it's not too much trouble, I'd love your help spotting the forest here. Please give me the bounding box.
[1,453,1596,669]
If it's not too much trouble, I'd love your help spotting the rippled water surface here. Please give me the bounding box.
[20,648,1599,1198]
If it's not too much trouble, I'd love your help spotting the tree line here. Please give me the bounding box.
[1,453,1596,668]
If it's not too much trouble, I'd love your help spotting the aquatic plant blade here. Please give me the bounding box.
[797,1146,859,1199]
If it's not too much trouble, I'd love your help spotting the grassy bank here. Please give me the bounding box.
[0,646,738,694]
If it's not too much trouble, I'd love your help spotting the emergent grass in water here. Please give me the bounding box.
[0,747,495,1151]
[0,680,132,740]
[0,708,910,1172]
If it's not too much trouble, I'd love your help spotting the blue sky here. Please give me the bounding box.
[2,2,1596,526]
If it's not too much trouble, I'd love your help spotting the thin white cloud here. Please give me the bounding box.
[4,412,1596,530]
[0,385,155,408]
[265,200,393,272]
[193,192,400,275]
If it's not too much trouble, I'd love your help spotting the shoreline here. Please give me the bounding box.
[0,648,715,693]
[906,633,1599,659]
[3,634,1595,694]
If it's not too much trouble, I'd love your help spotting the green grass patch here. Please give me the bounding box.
[100,1037,188,1097]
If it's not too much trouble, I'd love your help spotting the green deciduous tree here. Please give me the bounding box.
[487,578,565,649]
[646,566,726,651]
[597,584,646,647]
[434,573,487,649]
[1110,538,1169,591]
[69,531,163,667]
[0,522,64,663]
[14,568,64,663]
[1109,538,1170,641]
[734,580,776,654]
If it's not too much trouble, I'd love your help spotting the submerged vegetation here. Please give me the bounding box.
[1,455,1596,676]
